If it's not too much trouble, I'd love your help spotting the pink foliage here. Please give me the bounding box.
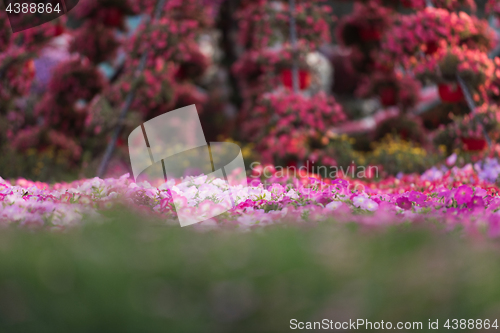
[247,91,345,165]
[47,56,106,103]
[380,8,495,66]
[69,22,122,64]
[236,0,332,50]
[486,0,500,16]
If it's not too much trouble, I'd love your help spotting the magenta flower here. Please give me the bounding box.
[408,191,426,205]
[470,196,485,208]
[396,197,412,210]
[455,185,474,205]
[332,179,349,188]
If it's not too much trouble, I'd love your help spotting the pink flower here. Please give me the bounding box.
[408,191,426,205]
[455,185,473,205]
[446,153,458,166]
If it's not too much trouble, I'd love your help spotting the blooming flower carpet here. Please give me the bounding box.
[3,158,500,236]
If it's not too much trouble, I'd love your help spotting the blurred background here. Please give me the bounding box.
[0,0,499,183]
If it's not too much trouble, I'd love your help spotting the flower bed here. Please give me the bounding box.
[2,158,500,236]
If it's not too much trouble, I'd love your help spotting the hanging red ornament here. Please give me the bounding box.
[25,59,36,80]
[461,137,487,151]
[438,82,464,103]
[281,69,311,90]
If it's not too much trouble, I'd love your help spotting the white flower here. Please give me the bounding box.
[158,179,176,190]
[211,178,228,188]
[352,195,368,208]
[362,199,378,212]
[4,194,23,205]
[325,201,343,211]
[285,189,299,199]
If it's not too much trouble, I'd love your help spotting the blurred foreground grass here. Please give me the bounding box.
[1,210,500,332]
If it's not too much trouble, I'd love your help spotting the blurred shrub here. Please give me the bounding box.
[0,147,76,182]
[327,134,443,177]
[367,135,444,176]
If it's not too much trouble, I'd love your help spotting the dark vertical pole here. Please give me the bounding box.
[97,0,167,178]
[289,0,299,93]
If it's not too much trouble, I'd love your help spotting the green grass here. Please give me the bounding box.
[1,210,500,332]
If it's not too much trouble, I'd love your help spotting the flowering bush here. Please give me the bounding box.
[236,0,332,50]
[3,49,107,178]
[336,1,393,47]
[3,17,66,51]
[72,0,139,30]
[367,135,442,175]
[107,61,176,120]
[0,13,69,157]
[345,0,426,9]
[338,1,496,156]
[46,57,106,103]
[11,127,83,162]
[127,19,200,60]
[0,17,66,107]
[434,104,500,152]
[128,0,215,28]
[232,43,311,106]
[486,0,500,17]
[0,48,34,105]
[413,46,496,101]
[233,0,334,127]
[356,72,421,110]
[245,91,345,166]
[77,0,216,175]
[374,114,428,143]
[98,5,212,121]
[347,0,476,10]
[381,8,494,67]
[431,0,477,11]
[69,22,122,64]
